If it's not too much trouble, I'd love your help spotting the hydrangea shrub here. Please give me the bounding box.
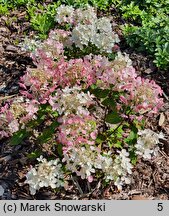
[0,5,165,195]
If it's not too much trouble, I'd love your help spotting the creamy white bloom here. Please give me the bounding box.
[114,177,123,191]
[94,151,112,170]
[63,147,97,182]
[96,17,112,33]
[55,5,74,24]
[55,5,120,52]
[117,149,133,175]
[25,156,64,195]
[71,21,119,52]
[8,119,19,133]
[64,146,133,189]
[115,51,132,67]
[98,149,133,190]
[71,24,96,49]
[92,32,119,53]
[111,51,132,73]
[49,86,95,116]
[112,149,133,190]
[75,6,97,25]
[135,129,164,159]
[19,37,41,52]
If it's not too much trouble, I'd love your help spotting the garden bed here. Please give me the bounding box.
[0,0,169,200]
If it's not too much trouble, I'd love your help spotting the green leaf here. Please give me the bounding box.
[27,150,42,159]
[10,129,30,146]
[102,97,116,108]
[125,131,136,141]
[107,52,115,60]
[51,111,58,117]
[129,151,137,165]
[27,113,45,128]
[91,88,109,98]
[44,105,59,117]
[124,124,138,145]
[37,121,59,144]
[57,143,63,157]
[114,140,123,148]
[96,133,106,144]
[105,112,122,124]
[90,84,97,89]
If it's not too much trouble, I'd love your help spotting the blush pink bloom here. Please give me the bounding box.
[57,114,98,149]
[119,77,163,115]
[87,175,94,182]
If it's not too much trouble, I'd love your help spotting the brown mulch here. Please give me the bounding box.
[0,6,169,200]
[0,9,34,97]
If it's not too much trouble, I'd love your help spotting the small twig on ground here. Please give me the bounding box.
[71,175,84,195]
[87,181,91,192]
[163,92,169,101]
[0,94,17,101]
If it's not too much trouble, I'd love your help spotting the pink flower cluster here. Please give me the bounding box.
[119,77,163,115]
[19,46,163,117]
[84,54,163,115]
[0,103,16,138]
[49,29,72,48]
[19,38,97,104]
[0,5,163,194]
[88,55,137,90]
[55,58,96,88]
[0,42,163,141]
[0,98,39,138]
[57,114,98,152]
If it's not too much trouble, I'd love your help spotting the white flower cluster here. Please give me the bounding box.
[72,24,95,50]
[55,5,75,24]
[49,86,95,116]
[95,149,133,190]
[19,37,41,52]
[49,29,73,48]
[25,156,64,195]
[96,17,112,33]
[91,17,120,53]
[75,6,97,25]
[113,149,133,190]
[94,151,114,177]
[63,146,97,182]
[0,97,27,137]
[55,5,120,53]
[135,129,164,160]
[111,51,133,72]
[63,147,133,189]
[8,119,19,133]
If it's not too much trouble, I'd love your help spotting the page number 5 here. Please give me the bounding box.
[157,203,163,211]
